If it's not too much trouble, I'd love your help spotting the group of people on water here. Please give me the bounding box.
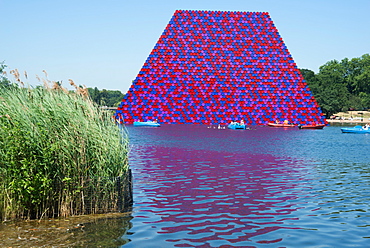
[275,119,290,125]
[229,120,245,125]
[230,119,293,126]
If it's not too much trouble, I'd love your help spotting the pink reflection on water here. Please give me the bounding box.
[130,145,303,246]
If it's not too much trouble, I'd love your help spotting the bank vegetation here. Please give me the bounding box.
[0,70,129,220]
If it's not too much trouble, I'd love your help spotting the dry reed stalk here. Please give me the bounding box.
[61,86,69,94]
[42,69,48,78]
[69,79,76,88]
[51,81,61,90]
[14,69,20,79]
[9,69,19,81]
[42,78,49,89]
[80,85,89,98]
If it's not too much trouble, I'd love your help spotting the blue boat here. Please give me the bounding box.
[133,121,160,127]
[228,123,246,130]
[341,125,370,133]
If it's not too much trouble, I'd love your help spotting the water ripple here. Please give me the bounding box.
[123,125,370,247]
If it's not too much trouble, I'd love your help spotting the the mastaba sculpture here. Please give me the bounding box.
[116,10,326,125]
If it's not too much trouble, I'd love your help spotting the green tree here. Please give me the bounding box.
[311,60,349,117]
[342,54,370,95]
[300,68,317,83]
[105,90,125,107]
[88,87,102,104]
[0,62,11,89]
[348,94,364,110]
[358,92,370,110]
[301,54,370,115]
[87,87,124,107]
[300,68,320,96]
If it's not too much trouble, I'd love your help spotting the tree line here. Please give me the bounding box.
[300,53,370,117]
[87,87,124,107]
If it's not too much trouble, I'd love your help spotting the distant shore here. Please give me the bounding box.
[327,110,370,124]
[326,119,370,124]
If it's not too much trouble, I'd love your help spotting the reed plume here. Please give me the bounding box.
[42,69,48,78]
[42,78,49,89]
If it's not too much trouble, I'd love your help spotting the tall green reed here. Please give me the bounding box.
[0,81,129,220]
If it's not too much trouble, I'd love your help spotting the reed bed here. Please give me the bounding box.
[0,80,129,220]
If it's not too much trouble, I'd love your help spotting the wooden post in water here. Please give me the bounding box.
[117,169,133,212]
[123,169,133,211]
[117,175,123,211]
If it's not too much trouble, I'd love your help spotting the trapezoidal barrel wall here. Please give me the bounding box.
[116,10,325,125]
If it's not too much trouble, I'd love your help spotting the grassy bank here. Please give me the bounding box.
[0,82,129,220]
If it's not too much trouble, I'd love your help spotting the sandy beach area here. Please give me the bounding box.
[327,119,370,124]
[327,111,370,124]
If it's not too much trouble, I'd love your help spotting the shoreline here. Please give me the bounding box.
[326,119,369,124]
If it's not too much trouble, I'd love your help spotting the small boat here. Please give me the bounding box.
[267,123,296,128]
[133,121,160,127]
[341,126,370,133]
[228,123,246,129]
[298,124,325,129]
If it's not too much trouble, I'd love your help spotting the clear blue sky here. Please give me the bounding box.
[2,0,369,93]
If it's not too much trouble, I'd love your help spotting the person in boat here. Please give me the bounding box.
[275,119,280,124]
[240,120,244,125]
[363,123,370,130]
[283,119,289,125]
[153,119,158,123]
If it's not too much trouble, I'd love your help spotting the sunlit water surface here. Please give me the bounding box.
[123,124,370,247]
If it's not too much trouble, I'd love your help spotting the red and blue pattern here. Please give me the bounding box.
[116,10,325,125]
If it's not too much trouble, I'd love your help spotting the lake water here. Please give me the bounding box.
[123,124,370,247]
